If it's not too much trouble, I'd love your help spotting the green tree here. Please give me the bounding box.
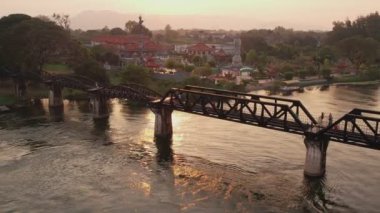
[184,65,195,72]
[103,52,120,66]
[164,24,179,42]
[124,20,152,37]
[365,65,380,79]
[36,15,51,22]
[110,27,126,35]
[0,16,71,77]
[275,44,298,60]
[336,36,380,73]
[319,46,337,62]
[327,12,380,43]
[240,33,272,54]
[120,64,151,85]
[66,40,92,70]
[192,66,212,77]
[207,60,216,67]
[321,68,331,79]
[245,49,258,65]
[279,64,294,74]
[192,55,204,66]
[298,69,308,79]
[125,21,136,33]
[91,45,107,61]
[73,59,109,84]
[284,72,293,80]
[52,13,70,31]
[0,14,31,30]
[165,59,176,69]
[101,26,110,33]
[90,45,120,66]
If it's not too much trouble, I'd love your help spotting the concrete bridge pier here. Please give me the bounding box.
[91,95,109,119]
[48,84,63,107]
[304,135,330,177]
[49,105,64,122]
[151,106,173,141]
[155,136,174,163]
[13,78,27,99]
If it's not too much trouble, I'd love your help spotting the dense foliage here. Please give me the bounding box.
[240,12,380,80]
[0,13,109,83]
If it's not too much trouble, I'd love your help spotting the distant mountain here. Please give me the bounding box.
[70,10,329,31]
[71,10,134,30]
[70,10,263,31]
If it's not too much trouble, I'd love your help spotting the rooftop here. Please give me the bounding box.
[187,43,213,52]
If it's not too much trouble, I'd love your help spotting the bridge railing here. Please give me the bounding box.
[184,85,317,125]
[316,108,380,148]
[121,83,162,100]
[92,85,159,103]
[159,88,311,134]
[42,72,101,90]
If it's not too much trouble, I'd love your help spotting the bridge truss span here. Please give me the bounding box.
[316,108,380,148]
[159,88,312,135]
[121,83,162,100]
[90,85,157,103]
[184,85,318,126]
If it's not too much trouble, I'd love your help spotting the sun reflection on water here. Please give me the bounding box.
[139,181,152,197]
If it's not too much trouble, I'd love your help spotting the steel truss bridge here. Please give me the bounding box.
[158,86,380,149]
[3,69,380,150]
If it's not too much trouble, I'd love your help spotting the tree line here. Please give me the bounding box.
[0,14,108,83]
[241,12,380,80]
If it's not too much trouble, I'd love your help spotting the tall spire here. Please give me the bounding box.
[138,15,144,34]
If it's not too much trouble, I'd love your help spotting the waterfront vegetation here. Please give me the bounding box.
[43,64,73,74]
[0,95,16,105]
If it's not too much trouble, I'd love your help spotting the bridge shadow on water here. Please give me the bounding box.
[49,106,64,122]
[6,99,47,128]
[92,117,112,145]
[17,98,45,118]
[76,99,92,113]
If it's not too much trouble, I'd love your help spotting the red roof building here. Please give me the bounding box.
[144,57,160,69]
[91,35,170,58]
[187,43,214,56]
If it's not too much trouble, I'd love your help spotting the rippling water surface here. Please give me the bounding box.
[1,85,380,212]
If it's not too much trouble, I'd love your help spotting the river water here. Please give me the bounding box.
[1,85,380,212]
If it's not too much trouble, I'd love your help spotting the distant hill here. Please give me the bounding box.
[71,10,135,30]
[70,10,263,31]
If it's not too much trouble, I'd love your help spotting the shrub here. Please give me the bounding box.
[284,72,294,80]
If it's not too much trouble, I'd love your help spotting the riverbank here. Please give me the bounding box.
[248,77,379,94]
[0,82,88,106]
[334,80,380,86]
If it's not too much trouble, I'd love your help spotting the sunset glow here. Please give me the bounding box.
[1,0,379,30]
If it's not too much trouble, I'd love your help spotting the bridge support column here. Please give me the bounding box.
[152,106,173,141]
[48,85,63,107]
[14,78,27,99]
[91,95,109,119]
[304,136,329,177]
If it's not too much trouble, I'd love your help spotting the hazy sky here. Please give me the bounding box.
[1,0,379,30]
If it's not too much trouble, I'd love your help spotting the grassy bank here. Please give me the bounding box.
[0,83,89,105]
[333,75,376,83]
[0,95,17,105]
[43,64,73,74]
[62,88,88,100]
